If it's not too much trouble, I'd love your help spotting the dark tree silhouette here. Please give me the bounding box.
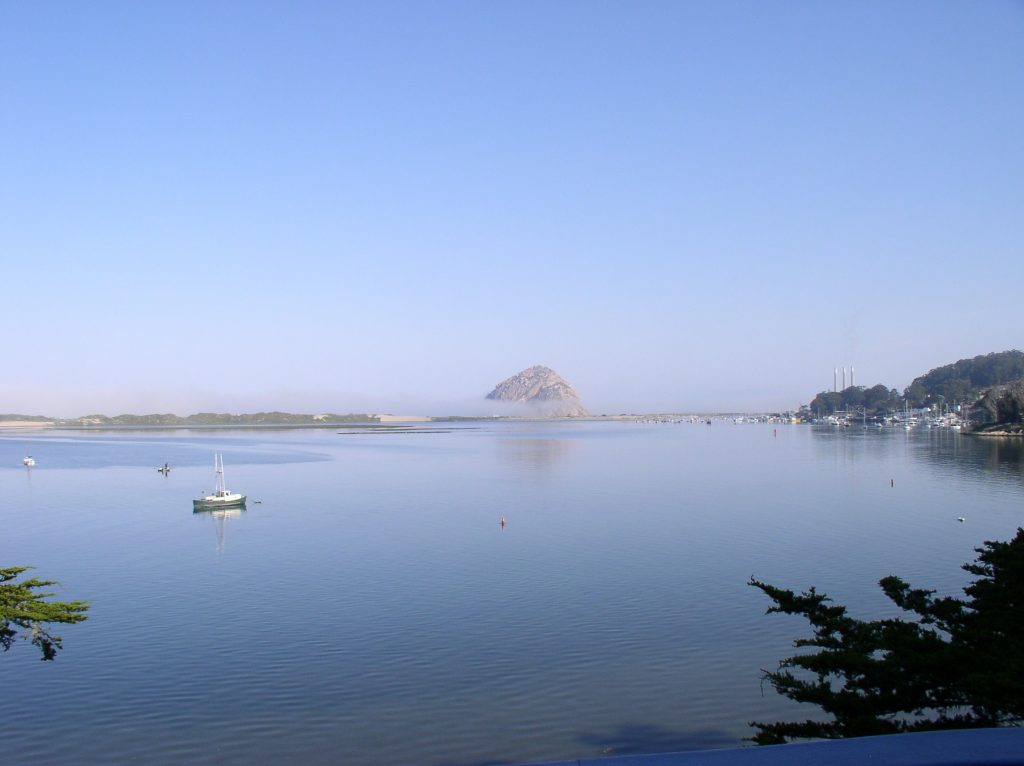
[749,529,1024,744]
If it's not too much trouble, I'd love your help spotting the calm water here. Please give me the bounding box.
[2,422,1023,765]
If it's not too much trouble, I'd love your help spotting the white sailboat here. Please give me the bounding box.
[193,454,246,510]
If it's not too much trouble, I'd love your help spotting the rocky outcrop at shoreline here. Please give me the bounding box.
[486,365,591,417]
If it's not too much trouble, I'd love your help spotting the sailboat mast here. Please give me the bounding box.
[215,453,226,494]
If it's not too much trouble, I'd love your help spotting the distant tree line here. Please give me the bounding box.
[808,350,1024,420]
[46,412,381,427]
[809,385,903,417]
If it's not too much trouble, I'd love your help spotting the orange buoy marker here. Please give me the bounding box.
[500,515,506,528]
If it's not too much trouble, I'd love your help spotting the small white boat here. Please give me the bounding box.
[23,454,35,467]
[193,454,246,511]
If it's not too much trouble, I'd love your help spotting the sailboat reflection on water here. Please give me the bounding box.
[193,507,244,554]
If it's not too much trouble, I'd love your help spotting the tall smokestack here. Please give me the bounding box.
[851,366,855,387]
[834,368,838,393]
[842,367,846,390]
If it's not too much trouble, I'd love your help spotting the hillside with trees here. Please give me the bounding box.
[972,380,1024,433]
[903,350,1024,408]
[807,350,1024,420]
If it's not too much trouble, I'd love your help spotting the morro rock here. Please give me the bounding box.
[486,365,591,417]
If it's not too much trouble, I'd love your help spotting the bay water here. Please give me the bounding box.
[2,422,1022,765]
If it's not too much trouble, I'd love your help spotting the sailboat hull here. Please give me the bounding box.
[193,494,247,511]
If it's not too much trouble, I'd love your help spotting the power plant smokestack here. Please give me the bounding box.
[842,367,846,390]
[834,368,838,393]
[851,366,855,388]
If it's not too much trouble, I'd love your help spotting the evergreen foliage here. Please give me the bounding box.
[807,351,1024,417]
[749,529,1024,744]
[0,567,89,660]
[809,385,902,417]
[973,380,1024,426]
[903,350,1024,408]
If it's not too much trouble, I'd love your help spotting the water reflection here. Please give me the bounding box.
[495,437,574,473]
[809,425,1024,489]
[906,429,1024,489]
[976,436,1024,474]
[193,507,245,554]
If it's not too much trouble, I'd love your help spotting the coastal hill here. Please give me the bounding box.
[903,350,1024,408]
[806,350,1024,422]
[972,380,1024,434]
[486,365,591,417]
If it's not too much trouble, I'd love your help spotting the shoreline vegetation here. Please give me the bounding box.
[807,350,1024,420]
[805,351,1024,436]
[0,412,798,430]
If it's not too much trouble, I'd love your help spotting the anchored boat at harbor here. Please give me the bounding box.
[193,454,246,511]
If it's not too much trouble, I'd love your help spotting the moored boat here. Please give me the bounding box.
[193,454,246,510]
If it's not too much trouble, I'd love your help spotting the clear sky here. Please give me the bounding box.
[2,1,1022,416]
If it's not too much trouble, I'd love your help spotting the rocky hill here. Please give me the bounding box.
[970,378,1024,432]
[486,365,590,417]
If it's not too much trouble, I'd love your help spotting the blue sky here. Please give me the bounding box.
[2,1,1022,415]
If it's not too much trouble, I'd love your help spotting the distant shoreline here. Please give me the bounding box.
[0,413,796,431]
